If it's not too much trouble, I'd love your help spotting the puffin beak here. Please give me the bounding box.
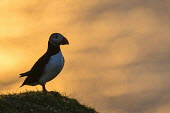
[62,37,69,45]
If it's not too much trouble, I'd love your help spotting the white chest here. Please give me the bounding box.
[39,51,64,84]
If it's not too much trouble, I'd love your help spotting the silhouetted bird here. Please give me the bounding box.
[20,33,69,92]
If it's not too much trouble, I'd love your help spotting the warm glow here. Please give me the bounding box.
[0,55,17,69]
[0,0,170,113]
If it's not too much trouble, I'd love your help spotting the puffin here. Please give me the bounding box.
[20,33,69,92]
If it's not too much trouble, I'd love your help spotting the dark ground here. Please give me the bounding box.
[0,91,98,113]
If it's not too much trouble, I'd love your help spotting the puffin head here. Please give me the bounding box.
[49,33,69,46]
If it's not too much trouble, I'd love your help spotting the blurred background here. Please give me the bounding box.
[0,0,170,113]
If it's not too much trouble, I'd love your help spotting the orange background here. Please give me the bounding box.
[0,0,170,113]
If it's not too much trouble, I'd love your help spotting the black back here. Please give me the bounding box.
[20,43,61,86]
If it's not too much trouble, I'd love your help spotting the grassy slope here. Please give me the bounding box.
[0,91,98,113]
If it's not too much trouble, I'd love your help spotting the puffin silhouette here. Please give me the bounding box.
[20,33,69,92]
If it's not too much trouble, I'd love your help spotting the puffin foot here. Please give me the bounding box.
[42,84,48,93]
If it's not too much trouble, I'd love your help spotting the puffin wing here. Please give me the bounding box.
[20,53,50,86]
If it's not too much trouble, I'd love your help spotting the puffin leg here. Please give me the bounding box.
[42,84,47,92]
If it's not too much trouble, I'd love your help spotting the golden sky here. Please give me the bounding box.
[1,0,170,113]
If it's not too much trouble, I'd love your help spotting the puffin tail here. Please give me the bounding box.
[19,71,30,77]
[19,85,23,88]
[20,74,26,77]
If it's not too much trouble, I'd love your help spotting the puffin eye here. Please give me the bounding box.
[55,35,58,39]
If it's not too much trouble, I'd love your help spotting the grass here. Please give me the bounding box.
[0,91,98,113]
